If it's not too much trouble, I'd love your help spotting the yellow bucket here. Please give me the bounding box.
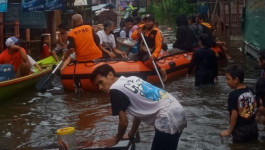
[56,127,77,150]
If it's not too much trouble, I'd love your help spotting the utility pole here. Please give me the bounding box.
[236,0,240,34]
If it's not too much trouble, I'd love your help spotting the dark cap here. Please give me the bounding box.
[143,14,154,21]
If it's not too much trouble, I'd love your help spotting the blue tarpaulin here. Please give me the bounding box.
[5,3,47,29]
[22,0,45,12]
[23,0,65,12]
[243,0,265,50]
[45,0,65,11]
[0,0,8,12]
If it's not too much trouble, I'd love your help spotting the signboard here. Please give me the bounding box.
[0,0,8,12]
[22,0,45,12]
[5,3,47,29]
[45,0,65,11]
[74,0,100,6]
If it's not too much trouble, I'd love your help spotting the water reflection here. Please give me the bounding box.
[0,27,264,149]
[1,76,265,149]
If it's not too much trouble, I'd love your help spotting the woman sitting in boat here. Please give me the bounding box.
[96,20,127,59]
[0,36,30,78]
[131,14,167,81]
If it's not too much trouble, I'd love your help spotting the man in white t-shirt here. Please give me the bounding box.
[90,64,187,150]
[97,20,127,58]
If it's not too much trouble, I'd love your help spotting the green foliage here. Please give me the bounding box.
[147,0,196,25]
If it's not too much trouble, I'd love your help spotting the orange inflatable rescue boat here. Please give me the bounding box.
[61,52,193,92]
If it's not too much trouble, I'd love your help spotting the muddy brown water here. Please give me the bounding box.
[1,27,264,149]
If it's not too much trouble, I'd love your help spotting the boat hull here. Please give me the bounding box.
[0,56,57,100]
[61,52,193,92]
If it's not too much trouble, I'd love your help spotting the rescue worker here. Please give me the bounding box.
[131,14,167,81]
[63,14,102,62]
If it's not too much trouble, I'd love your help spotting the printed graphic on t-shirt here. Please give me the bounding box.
[124,78,168,101]
[237,91,257,119]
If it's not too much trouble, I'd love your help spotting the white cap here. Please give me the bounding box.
[5,36,19,47]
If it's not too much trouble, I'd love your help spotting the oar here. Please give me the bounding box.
[35,60,63,93]
[140,32,165,89]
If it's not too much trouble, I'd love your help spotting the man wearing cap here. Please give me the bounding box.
[0,36,30,78]
[131,14,167,81]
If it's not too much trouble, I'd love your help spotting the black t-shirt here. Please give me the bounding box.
[173,25,194,51]
[201,24,215,47]
[188,47,218,77]
[227,87,257,127]
[110,89,131,115]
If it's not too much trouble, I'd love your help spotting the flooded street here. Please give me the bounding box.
[1,28,265,149]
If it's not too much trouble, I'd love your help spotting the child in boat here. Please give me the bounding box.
[258,49,265,77]
[256,77,265,124]
[40,34,51,59]
[119,16,134,38]
[52,23,69,62]
[221,64,258,143]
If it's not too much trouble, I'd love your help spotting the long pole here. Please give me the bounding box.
[140,32,165,89]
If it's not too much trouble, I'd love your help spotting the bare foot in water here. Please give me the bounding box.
[159,68,167,81]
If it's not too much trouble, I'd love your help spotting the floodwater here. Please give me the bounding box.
[1,27,265,149]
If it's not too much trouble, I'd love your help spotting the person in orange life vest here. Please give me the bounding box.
[63,14,102,62]
[0,36,30,78]
[39,34,51,59]
[198,14,231,60]
[131,14,167,81]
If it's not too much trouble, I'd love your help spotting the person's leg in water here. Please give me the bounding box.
[151,128,181,150]
[144,57,167,82]
[159,67,167,81]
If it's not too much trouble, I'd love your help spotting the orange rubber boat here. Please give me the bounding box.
[61,52,193,92]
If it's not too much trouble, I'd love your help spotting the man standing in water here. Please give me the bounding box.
[63,14,102,62]
[89,64,187,150]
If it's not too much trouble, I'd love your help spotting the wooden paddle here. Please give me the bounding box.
[140,32,165,89]
[35,60,63,93]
